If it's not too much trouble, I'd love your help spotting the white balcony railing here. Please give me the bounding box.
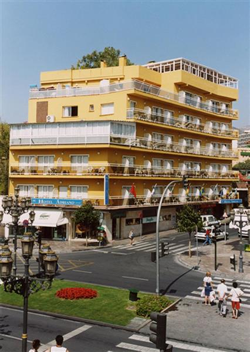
[10,162,238,179]
[29,80,238,117]
[10,133,237,158]
[127,109,239,138]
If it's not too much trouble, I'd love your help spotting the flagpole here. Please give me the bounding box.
[156,180,180,296]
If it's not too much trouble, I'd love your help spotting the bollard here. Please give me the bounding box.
[151,251,156,262]
[230,254,236,271]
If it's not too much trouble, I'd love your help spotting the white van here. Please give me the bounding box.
[229,208,250,237]
[200,215,220,227]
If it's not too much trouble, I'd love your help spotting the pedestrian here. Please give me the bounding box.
[129,230,135,245]
[203,229,212,246]
[45,335,69,352]
[217,278,228,316]
[29,339,41,352]
[209,289,216,306]
[227,281,244,319]
[203,271,213,305]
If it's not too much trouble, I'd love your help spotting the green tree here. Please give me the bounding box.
[177,205,203,258]
[74,201,101,238]
[233,159,250,174]
[72,46,133,69]
[0,121,10,195]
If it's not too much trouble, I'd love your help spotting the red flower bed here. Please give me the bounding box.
[56,287,98,300]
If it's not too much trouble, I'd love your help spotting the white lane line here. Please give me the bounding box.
[127,243,153,251]
[111,252,129,255]
[197,286,250,297]
[214,277,250,284]
[72,270,92,274]
[92,250,109,253]
[43,325,92,350]
[185,295,250,308]
[117,342,157,351]
[122,276,149,281]
[0,333,33,343]
[129,334,230,352]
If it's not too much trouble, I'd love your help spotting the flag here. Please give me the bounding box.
[200,187,204,196]
[129,184,137,198]
[186,187,190,195]
[239,172,247,181]
[151,184,157,197]
[219,188,224,197]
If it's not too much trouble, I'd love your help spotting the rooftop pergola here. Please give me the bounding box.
[143,58,238,89]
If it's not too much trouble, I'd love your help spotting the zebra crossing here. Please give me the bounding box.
[108,333,228,352]
[185,276,250,309]
[110,240,196,256]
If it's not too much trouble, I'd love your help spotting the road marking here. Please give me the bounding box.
[93,250,109,253]
[43,325,92,350]
[214,277,250,284]
[73,270,92,274]
[117,342,157,351]
[185,295,250,308]
[122,276,149,281]
[129,334,230,352]
[111,251,129,255]
[68,260,78,268]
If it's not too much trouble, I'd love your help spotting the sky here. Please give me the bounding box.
[0,0,249,128]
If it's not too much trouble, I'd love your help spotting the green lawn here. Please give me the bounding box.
[0,279,152,326]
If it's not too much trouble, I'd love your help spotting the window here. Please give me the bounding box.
[38,156,54,170]
[163,110,174,124]
[89,104,94,112]
[37,185,53,197]
[101,103,114,115]
[19,185,35,197]
[19,156,35,168]
[63,106,78,117]
[210,101,219,113]
[111,122,135,137]
[122,156,135,166]
[71,155,89,170]
[152,133,163,142]
[70,186,88,199]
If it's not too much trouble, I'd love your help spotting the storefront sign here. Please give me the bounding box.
[31,198,82,206]
[111,210,126,219]
[104,174,109,205]
[219,199,242,204]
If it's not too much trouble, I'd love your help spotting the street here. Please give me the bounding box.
[0,306,234,352]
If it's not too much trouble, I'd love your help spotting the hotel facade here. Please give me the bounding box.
[8,57,239,241]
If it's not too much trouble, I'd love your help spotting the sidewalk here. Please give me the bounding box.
[140,297,250,352]
[178,237,250,281]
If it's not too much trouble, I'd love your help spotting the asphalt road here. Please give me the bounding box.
[0,306,220,352]
[57,230,238,297]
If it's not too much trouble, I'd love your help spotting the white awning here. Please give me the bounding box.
[19,209,68,228]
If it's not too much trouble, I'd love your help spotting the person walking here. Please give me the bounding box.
[203,229,212,246]
[129,230,135,245]
[203,271,213,305]
[45,335,69,352]
[227,282,244,319]
[29,339,41,352]
[217,279,228,316]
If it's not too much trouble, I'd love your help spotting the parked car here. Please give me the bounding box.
[200,215,221,227]
[195,226,228,241]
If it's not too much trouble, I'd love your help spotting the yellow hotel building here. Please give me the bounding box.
[8,57,239,241]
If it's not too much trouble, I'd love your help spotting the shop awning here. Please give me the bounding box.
[19,209,68,228]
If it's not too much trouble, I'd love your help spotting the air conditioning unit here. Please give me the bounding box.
[46,115,55,123]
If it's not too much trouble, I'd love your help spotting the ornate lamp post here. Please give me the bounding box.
[230,205,250,273]
[0,232,58,352]
[0,187,34,275]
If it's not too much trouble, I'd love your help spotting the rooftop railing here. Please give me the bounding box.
[127,108,239,138]
[29,80,238,118]
[10,163,238,179]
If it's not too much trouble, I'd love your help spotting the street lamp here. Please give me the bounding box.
[155,176,188,295]
[230,205,250,273]
[0,232,58,352]
[0,187,34,275]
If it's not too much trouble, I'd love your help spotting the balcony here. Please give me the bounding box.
[127,109,239,138]
[10,163,238,180]
[29,80,238,118]
[10,133,237,159]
